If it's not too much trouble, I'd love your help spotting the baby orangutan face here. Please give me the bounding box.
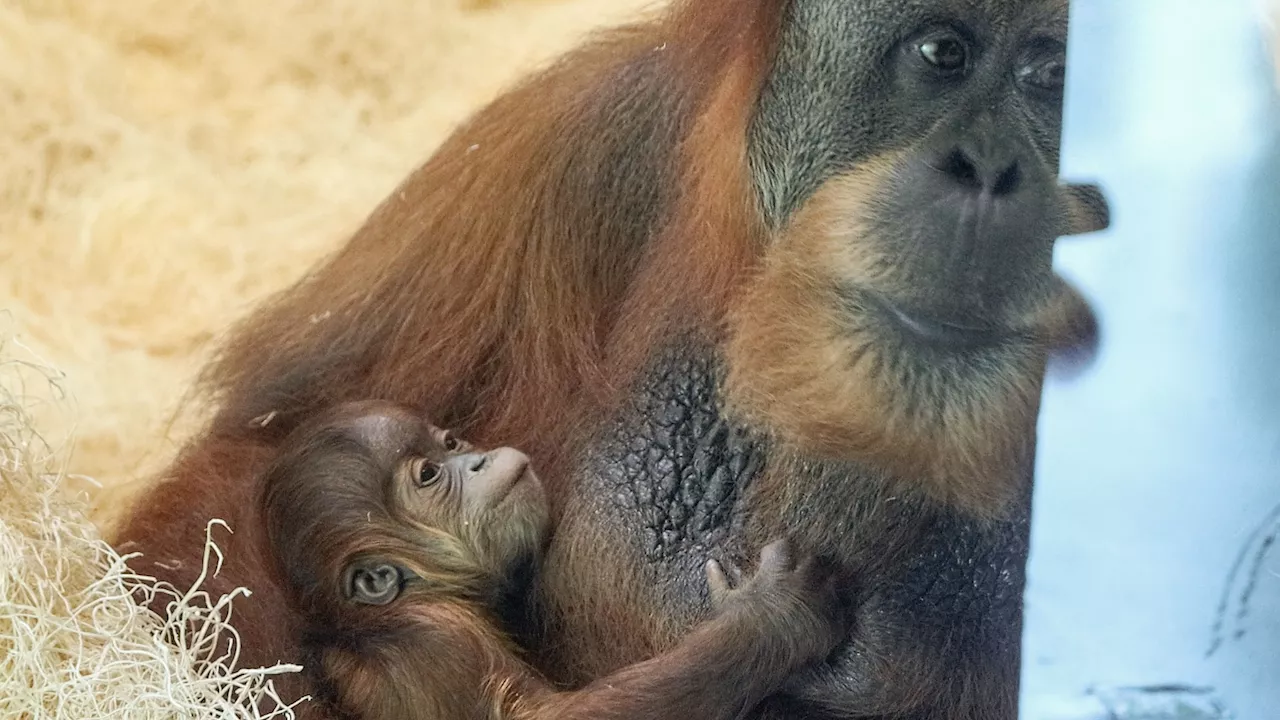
[309,401,550,606]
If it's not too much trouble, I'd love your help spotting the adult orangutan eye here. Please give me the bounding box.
[1019,55,1066,93]
[413,458,442,487]
[917,32,969,76]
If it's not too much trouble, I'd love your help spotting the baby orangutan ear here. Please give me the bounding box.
[343,561,405,606]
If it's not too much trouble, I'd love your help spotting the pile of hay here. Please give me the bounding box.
[0,0,655,531]
[0,332,301,719]
[0,3,654,714]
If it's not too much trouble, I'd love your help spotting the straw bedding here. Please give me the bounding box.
[0,332,303,718]
[0,0,655,531]
[0,2,649,716]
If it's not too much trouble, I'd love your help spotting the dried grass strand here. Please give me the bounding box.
[0,330,303,720]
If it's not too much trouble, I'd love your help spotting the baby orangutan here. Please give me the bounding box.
[260,400,847,720]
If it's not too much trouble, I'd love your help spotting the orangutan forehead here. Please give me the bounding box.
[807,0,1069,35]
[345,410,425,458]
[858,0,1068,17]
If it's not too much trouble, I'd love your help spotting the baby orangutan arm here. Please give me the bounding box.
[530,539,847,720]
[319,540,846,720]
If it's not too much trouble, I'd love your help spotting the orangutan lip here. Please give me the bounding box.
[864,292,1005,349]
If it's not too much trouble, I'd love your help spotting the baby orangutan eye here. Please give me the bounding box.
[442,431,461,452]
[412,458,442,487]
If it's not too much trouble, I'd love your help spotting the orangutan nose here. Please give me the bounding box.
[934,141,1022,197]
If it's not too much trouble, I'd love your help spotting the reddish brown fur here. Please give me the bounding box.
[309,588,840,720]
[115,3,790,693]
[192,1,787,463]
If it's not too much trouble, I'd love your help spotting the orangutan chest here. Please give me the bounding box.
[570,346,1032,718]
[585,349,765,563]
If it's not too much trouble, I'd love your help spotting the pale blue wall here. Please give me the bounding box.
[1024,1,1280,718]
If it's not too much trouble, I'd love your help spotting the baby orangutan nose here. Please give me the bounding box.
[457,448,533,508]
[464,453,489,474]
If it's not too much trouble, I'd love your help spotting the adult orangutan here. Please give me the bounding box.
[114,0,1110,717]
